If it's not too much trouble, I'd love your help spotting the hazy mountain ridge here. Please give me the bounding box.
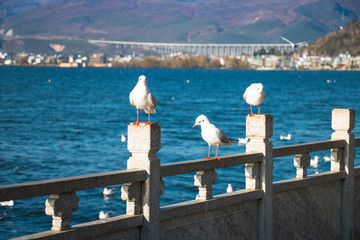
[0,0,359,44]
[306,20,360,56]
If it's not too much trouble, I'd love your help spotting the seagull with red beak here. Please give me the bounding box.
[243,83,266,116]
[129,75,157,125]
[192,115,237,160]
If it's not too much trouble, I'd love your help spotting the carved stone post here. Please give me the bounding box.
[121,182,142,215]
[294,153,310,178]
[45,192,79,231]
[331,108,355,239]
[246,114,273,240]
[194,169,217,200]
[127,123,161,240]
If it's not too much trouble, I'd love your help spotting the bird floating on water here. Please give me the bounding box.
[121,134,127,142]
[0,200,14,207]
[129,75,157,125]
[103,188,116,196]
[226,184,235,193]
[99,210,115,219]
[243,83,266,116]
[280,134,292,141]
[192,115,238,160]
[310,156,319,168]
[237,137,249,145]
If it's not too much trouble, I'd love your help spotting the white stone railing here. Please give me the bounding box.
[0,108,359,240]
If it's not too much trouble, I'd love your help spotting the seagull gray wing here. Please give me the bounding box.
[148,90,157,109]
[215,127,232,145]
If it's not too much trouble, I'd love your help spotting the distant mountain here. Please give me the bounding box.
[306,20,360,56]
[0,0,359,44]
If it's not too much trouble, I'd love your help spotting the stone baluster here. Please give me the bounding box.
[293,153,310,178]
[245,114,273,240]
[45,192,79,231]
[121,182,142,215]
[194,169,217,200]
[331,108,355,239]
[127,123,161,240]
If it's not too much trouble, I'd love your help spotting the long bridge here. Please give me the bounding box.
[88,39,294,57]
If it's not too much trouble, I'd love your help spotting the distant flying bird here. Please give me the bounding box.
[192,115,238,160]
[99,210,115,219]
[243,83,266,116]
[129,75,157,125]
[280,36,308,51]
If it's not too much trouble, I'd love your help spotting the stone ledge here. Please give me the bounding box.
[273,171,345,194]
[160,189,262,221]
[12,215,143,240]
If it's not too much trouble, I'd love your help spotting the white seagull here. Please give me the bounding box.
[121,134,127,142]
[99,210,115,219]
[192,115,238,160]
[280,134,292,141]
[0,200,14,207]
[103,187,116,196]
[310,156,319,168]
[129,75,157,125]
[243,83,266,116]
[226,184,235,193]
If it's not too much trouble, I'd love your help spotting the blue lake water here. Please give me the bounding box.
[0,66,360,239]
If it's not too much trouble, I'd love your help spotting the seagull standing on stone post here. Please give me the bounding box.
[243,83,266,116]
[192,115,238,160]
[129,75,157,125]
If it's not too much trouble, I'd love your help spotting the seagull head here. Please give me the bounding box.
[138,75,147,84]
[192,115,210,128]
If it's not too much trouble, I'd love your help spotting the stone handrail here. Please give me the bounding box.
[0,169,146,202]
[160,152,263,177]
[273,139,346,158]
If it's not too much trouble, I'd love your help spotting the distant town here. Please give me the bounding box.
[0,49,359,70]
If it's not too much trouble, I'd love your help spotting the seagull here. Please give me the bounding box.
[310,156,319,168]
[237,137,249,145]
[280,134,292,141]
[121,134,127,142]
[226,184,235,193]
[129,75,157,125]
[103,187,116,196]
[243,83,266,116]
[0,200,14,207]
[280,36,308,51]
[99,210,115,219]
[192,115,238,160]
